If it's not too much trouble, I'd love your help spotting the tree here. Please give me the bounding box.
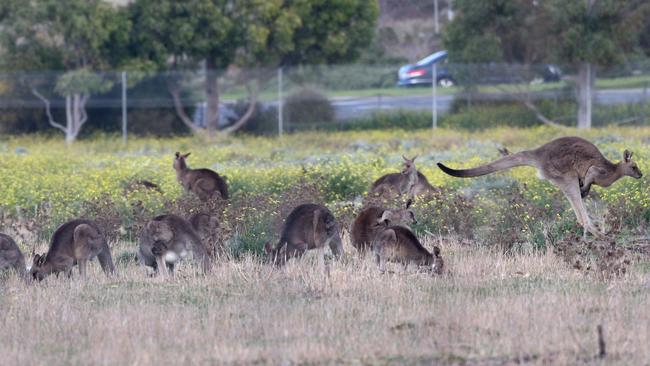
[444,0,646,129]
[128,0,378,135]
[0,0,132,143]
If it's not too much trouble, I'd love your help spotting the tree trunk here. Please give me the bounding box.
[576,62,594,129]
[205,58,220,131]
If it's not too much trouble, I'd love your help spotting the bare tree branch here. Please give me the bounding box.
[220,82,259,135]
[494,82,564,128]
[167,82,203,134]
[30,87,67,133]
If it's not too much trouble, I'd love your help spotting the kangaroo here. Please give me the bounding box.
[371,156,437,200]
[264,203,344,267]
[0,233,26,279]
[173,152,228,201]
[126,179,162,194]
[30,219,115,281]
[372,225,444,274]
[437,136,643,237]
[188,212,220,255]
[138,214,211,276]
[350,205,416,254]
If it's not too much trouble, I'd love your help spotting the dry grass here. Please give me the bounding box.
[1,234,650,365]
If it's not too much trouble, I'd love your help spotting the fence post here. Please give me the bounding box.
[432,63,437,130]
[278,67,283,136]
[121,71,127,142]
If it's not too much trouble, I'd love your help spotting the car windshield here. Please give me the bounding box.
[415,51,447,66]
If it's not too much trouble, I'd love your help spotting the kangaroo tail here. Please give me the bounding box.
[437,151,536,178]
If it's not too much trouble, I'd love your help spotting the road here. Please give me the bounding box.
[329,88,650,120]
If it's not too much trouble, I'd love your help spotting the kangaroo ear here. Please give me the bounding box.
[405,198,413,209]
[623,149,633,162]
[411,155,417,161]
[183,152,191,158]
[175,152,180,158]
[402,155,408,161]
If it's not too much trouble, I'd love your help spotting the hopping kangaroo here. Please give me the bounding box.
[138,214,211,276]
[0,233,26,279]
[174,152,228,201]
[437,136,643,237]
[371,156,437,200]
[350,205,416,254]
[264,204,344,267]
[30,219,115,281]
[373,225,444,274]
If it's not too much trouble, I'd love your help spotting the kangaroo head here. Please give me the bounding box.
[401,155,417,175]
[379,208,417,226]
[620,150,643,179]
[173,152,191,171]
[264,241,287,266]
[30,253,49,281]
[146,221,174,243]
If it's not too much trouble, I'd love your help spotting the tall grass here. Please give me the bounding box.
[1,237,649,365]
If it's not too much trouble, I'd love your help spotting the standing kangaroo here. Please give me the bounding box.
[138,214,211,276]
[174,152,228,201]
[264,204,344,267]
[372,225,444,274]
[371,156,437,200]
[30,219,115,281]
[0,233,26,279]
[437,136,643,237]
[350,205,416,254]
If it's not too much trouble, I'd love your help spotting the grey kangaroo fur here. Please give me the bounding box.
[350,205,416,254]
[372,225,444,274]
[371,156,437,199]
[264,203,344,267]
[437,136,643,237]
[30,219,115,281]
[138,214,211,276]
[0,233,27,279]
[188,212,220,255]
[174,152,228,201]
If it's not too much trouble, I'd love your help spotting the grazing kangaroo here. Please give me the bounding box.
[173,152,228,201]
[188,212,220,255]
[30,219,115,281]
[371,156,437,199]
[126,179,162,194]
[264,203,344,267]
[138,214,211,276]
[437,136,643,237]
[0,233,26,279]
[350,205,416,254]
[372,225,444,274]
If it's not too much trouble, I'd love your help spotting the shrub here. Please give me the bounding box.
[234,101,278,136]
[284,88,334,126]
[338,109,432,131]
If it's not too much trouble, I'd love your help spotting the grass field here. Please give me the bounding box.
[0,126,649,365]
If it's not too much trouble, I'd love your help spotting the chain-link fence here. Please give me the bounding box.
[0,62,649,139]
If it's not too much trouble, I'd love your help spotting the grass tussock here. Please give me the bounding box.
[2,235,650,365]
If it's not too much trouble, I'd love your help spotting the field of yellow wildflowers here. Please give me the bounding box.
[0,126,648,252]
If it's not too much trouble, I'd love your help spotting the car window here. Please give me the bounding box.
[416,51,447,66]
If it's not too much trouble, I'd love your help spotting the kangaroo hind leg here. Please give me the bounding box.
[556,178,603,238]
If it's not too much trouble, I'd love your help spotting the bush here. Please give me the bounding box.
[234,101,278,136]
[284,88,334,126]
[339,109,432,131]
